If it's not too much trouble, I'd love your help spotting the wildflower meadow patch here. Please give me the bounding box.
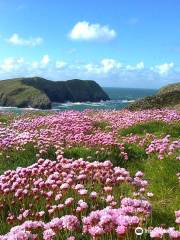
[0,109,179,239]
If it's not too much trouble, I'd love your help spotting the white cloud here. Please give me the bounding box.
[56,61,67,69]
[136,61,144,70]
[31,61,39,69]
[101,59,122,73]
[41,55,50,65]
[7,33,43,46]
[31,55,50,69]
[84,59,122,74]
[69,21,116,41]
[126,61,144,70]
[153,62,174,75]
[0,57,179,88]
[84,64,95,72]
[0,57,24,72]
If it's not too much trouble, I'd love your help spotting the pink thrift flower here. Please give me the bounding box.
[89,226,104,238]
[150,227,166,238]
[116,225,127,236]
[175,210,180,218]
[43,228,56,240]
[61,215,80,231]
[67,237,76,240]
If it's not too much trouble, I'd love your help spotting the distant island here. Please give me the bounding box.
[0,77,110,109]
[128,82,180,110]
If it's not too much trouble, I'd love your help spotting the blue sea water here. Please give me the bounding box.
[52,87,157,111]
[0,87,157,113]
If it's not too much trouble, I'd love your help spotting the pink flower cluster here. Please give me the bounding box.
[150,227,180,239]
[0,109,179,161]
[0,215,79,240]
[146,135,180,160]
[0,157,149,230]
[0,109,179,239]
[149,211,180,239]
[82,206,140,238]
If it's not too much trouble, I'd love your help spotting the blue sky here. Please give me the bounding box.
[0,0,180,88]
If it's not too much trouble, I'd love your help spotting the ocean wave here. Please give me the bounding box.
[0,106,18,109]
[121,100,135,103]
[0,99,134,112]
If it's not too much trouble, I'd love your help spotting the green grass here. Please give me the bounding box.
[0,113,15,124]
[144,156,180,227]
[119,120,180,138]
[64,145,125,166]
[0,116,10,124]
[64,143,180,227]
[64,143,147,164]
[0,144,56,174]
[0,144,37,174]
[93,120,111,131]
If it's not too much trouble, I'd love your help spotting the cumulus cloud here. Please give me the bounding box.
[56,61,67,69]
[0,57,179,88]
[30,55,50,70]
[31,61,39,69]
[153,62,174,75]
[136,61,144,70]
[85,59,122,74]
[7,33,43,46]
[0,57,24,72]
[126,61,144,70]
[69,21,116,41]
[101,59,122,72]
[41,55,50,65]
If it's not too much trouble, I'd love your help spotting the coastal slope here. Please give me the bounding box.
[0,77,109,109]
[128,82,180,110]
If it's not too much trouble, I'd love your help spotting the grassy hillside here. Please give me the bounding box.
[157,82,180,95]
[0,78,51,109]
[128,91,180,110]
[128,82,180,110]
[0,77,110,109]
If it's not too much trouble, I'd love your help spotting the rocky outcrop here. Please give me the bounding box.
[128,82,180,110]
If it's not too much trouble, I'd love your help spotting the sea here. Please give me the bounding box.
[0,87,157,113]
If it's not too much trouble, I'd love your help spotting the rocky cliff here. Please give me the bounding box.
[0,77,110,109]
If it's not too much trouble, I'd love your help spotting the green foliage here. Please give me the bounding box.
[0,116,9,124]
[64,146,124,166]
[0,144,37,174]
[0,145,56,174]
[123,143,147,171]
[93,120,111,131]
[144,156,180,227]
[119,120,180,138]
[0,113,15,124]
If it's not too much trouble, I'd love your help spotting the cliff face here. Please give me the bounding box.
[0,77,109,109]
[128,82,180,110]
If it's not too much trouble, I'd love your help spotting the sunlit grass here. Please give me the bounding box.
[119,120,180,138]
[0,144,56,174]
